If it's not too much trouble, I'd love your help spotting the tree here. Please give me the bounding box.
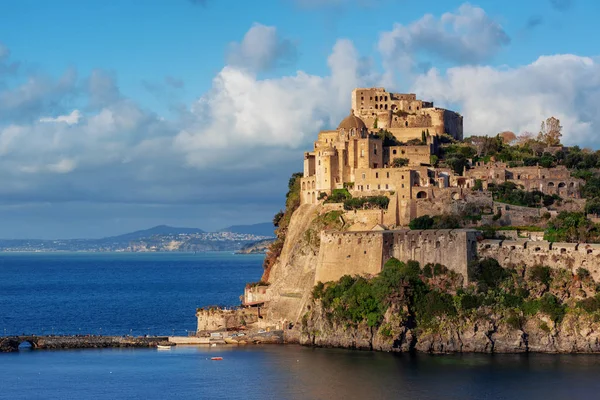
[392,158,409,167]
[537,117,562,146]
[499,131,517,144]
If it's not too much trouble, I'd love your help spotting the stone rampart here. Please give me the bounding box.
[478,240,600,280]
[314,229,479,284]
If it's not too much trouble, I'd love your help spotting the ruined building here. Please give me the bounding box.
[351,88,463,140]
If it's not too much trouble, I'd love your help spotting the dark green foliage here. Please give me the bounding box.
[473,179,483,191]
[577,268,591,280]
[528,265,552,286]
[375,129,400,146]
[577,296,600,313]
[408,214,461,230]
[457,293,481,310]
[325,188,352,203]
[414,290,456,325]
[585,198,600,216]
[409,215,434,230]
[273,211,284,227]
[469,258,508,290]
[433,263,447,276]
[545,212,600,243]
[422,264,433,277]
[343,196,389,210]
[488,182,558,208]
[521,300,540,316]
[539,293,566,322]
[392,157,409,167]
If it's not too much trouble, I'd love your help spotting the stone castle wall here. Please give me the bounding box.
[315,229,479,284]
[478,240,600,281]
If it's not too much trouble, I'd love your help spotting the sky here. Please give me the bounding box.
[0,0,598,239]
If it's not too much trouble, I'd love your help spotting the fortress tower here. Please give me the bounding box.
[351,88,463,141]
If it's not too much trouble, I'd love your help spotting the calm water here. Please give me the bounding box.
[0,252,264,336]
[3,253,600,400]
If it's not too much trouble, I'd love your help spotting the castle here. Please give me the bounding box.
[300,88,582,226]
[196,87,593,335]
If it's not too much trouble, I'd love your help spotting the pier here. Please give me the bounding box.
[0,335,170,353]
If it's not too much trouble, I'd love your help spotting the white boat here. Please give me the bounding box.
[157,345,171,350]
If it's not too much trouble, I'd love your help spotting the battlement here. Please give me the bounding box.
[315,228,479,284]
[478,239,600,280]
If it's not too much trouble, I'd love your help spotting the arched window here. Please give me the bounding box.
[416,191,427,199]
[405,121,408,127]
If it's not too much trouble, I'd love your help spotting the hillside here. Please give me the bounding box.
[218,222,275,237]
[0,225,271,253]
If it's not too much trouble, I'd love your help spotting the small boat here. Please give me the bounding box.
[157,345,171,350]
[210,357,223,361]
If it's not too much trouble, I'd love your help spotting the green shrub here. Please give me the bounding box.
[325,188,352,203]
[457,293,480,310]
[392,158,409,167]
[528,265,552,286]
[469,258,508,290]
[422,264,433,278]
[409,215,434,230]
[343,196,389,210]
[577,267,591,280]
[521,299,540,316]
[577,296,600,313]
[539,293,566,322]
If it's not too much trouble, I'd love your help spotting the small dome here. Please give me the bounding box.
[337,110,366,131]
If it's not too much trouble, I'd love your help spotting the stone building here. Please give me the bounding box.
[351,88,463,141]
[301,111,383,204]
[466,162,583,198]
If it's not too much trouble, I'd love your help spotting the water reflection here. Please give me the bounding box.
[4,345,600,400]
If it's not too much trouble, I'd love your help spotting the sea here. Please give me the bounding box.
[3,252,600,400]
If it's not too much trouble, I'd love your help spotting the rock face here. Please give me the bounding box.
[297,304,600,354]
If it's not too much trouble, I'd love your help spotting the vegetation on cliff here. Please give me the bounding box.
[488,182,560,208]
[306,257,600,348]
[263,172,302,281]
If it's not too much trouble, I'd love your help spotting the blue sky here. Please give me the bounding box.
[0,0,598,238]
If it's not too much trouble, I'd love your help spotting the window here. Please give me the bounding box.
[378,184,381,189]
[401,184,404,188]
[366,185,370,190]
[362,173,366,179]
[361,149,365,157]
[385,184,389,189]
[393,149,397,155]
[386,172,390,178]
[375,172,379,178]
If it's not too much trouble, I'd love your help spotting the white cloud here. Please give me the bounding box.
[176,38,380,167]
[20,158,77,174]
[40,110,82,125]
[412,54,600,146]
[227,23,297,72]
[378,4,510,76]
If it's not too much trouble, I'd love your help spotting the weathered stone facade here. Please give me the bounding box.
[478,239,600,281]
[466,162,583,199]
[350,88,463,140]
[315,229,479,284]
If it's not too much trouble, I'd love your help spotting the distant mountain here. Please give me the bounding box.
[106,225,205,241]
[219,222,275,237]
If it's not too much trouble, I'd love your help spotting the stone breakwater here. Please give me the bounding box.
[0,335,170,353]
